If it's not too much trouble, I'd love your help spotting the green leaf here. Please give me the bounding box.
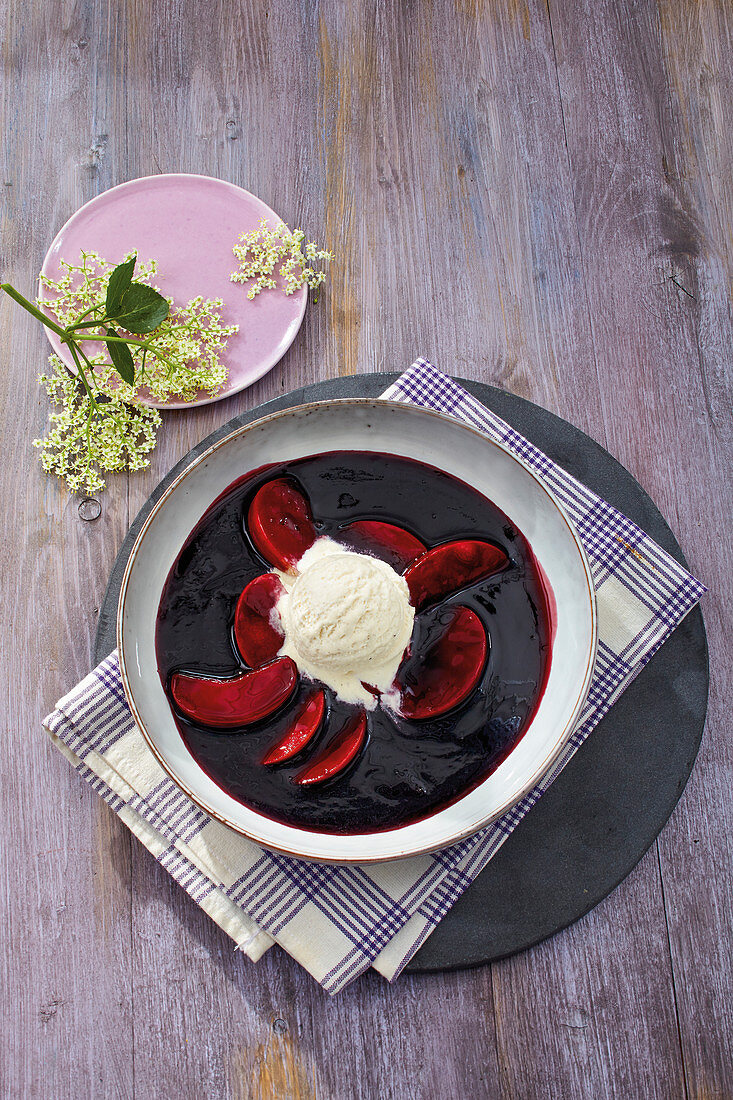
[111,283,169,333]
[105,327,136,385]
[105,255,137,316]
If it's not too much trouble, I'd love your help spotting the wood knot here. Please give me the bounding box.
[39,998,65,1024]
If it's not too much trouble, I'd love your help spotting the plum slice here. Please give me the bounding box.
[170,658,297,729]
[337,520,426,571]
[393,606,487,720]
[248,478,316,572]
[294,711,368,786]
[262,689,326,765]
[234,573,285,667]
[405,539,508,610]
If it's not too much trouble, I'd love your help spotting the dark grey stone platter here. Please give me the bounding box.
[94,374,708,974]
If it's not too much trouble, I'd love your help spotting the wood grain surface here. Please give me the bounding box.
[1,1,730,1097]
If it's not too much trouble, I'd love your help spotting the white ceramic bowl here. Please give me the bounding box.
[118,400,597,863]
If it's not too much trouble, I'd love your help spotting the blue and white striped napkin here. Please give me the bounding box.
[44,360,706,993]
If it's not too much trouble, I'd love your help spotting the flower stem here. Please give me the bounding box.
[1,284,67,337]
[64,307,106,332]
[67,342,99,413]
[76,333,179,371]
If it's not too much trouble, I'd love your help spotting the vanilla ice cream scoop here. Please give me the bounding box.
[276,539,415,708]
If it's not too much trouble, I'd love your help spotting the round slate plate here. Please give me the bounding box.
[94,374,709,973]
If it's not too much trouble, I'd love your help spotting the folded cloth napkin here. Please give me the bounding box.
[44,360,706,993]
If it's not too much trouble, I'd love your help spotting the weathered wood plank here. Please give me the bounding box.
[546,1,733,1096]
[427,2,692,1096]
[651,3,733,1096]
[0,2,135,1097]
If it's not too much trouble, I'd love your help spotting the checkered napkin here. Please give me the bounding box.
[44,360,706,993]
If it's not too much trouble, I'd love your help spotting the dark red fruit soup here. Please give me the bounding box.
[155,451,553,834]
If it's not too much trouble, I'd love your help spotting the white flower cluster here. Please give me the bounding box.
[91,294,232,404]
[35,252,239,493]
[231,220,333,299]
[39,251,158,328]
[39,253,238,403]
[33,357,160,495]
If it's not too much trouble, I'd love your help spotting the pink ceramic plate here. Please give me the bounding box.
[39,174,307,408]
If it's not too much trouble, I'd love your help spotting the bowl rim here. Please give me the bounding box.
[37,172,307,409]
[117,398,598,863]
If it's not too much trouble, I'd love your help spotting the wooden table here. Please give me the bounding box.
[2,2,731,1096]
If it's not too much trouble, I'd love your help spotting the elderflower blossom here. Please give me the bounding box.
[231,220,333,299]
[91,295,232,403]
[39,252,158,328]
[33,252,239,493]
[33,357,160,495]
[39,253,238,403]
